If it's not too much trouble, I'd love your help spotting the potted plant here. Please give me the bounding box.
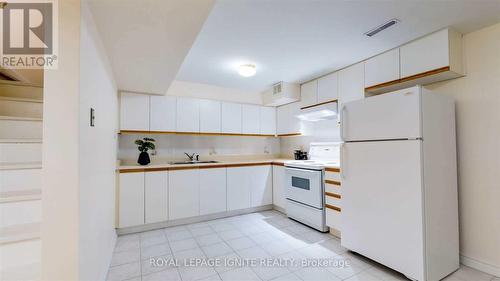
[135,137,155,165]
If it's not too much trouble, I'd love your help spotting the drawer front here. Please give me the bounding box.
[325,194,341,208]
[325,171,340,181]
[326,208,341,230]
[325,181,341,195]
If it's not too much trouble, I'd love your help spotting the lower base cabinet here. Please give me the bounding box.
[250,165,272,207]
[227,165,272,211]
[199,168,227,215]
[169,169,200,220]
[272,165,286,209]
[119,172,145,228]
[145,171,168,224]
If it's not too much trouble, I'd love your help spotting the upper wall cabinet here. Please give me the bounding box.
[221,102,242,134]
[317,72,339,103]
[338,62,365,107]
[199,99,221,133]
[242,104,260,134]
[176,97,200,133]
[300,80,318,108]
[276,102,301,136]
[364,48,400,89]
[150,95,176,132]
[260,106,276,135]
[120,92,150,131]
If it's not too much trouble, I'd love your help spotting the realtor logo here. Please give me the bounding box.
[1,0,58,69]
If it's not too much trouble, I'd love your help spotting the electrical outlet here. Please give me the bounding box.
[90,108,95,127]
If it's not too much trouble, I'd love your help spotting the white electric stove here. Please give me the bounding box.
[284,142,340,232]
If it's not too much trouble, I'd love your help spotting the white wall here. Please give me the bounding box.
[426,22,500,275]
[166,80,263,104]
[119,134,280,163]
[79,2,118,280]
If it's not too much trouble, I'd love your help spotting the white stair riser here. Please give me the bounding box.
[0,84,43,100]
[0,143,42,163]
[0,100,42,119]
[0,120,42,139]
[0,239,40,270]
[0,200,41,227]
[0,169,41,192]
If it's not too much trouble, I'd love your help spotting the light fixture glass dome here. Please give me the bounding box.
[238,64,256,77]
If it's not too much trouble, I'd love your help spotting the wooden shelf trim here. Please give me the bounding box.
[364,66,451,92]
[325,179,341,186]
[277,133,302,137]
[325,204,341,212]
[119,161,286,173]
[119,130,276,137]
[325,192,341,199]
[325,167,340,173]
[300,99,338,110]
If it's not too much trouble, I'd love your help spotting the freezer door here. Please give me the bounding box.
[341,86,422,141]
[341,140,425,281]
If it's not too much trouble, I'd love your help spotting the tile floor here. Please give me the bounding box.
[107,211,497,281]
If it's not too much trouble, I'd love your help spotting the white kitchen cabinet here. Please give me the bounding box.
[119,172,144,227]
[272,165,286,209]
[300,80,318,107]
[400,29,463,79]
[317,72,339,103]
[199,168,226,215]
[259,106,276,135]
[150,95,176,132]
[120,92,149,131]
[364,48,400,88]
[338,62,365,107]
[250,165,272,207]
[242,104,260,134]
[176,97,200,132]
[221,102,242,134]
[227,167,251,211]
[169,169,199,219]
[276,102,301,136]
[145,171,168,224]
[199,99,221,133]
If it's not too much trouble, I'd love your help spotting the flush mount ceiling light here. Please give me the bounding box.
[238,64,256,77]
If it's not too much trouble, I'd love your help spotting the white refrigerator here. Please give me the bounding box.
[340,86,459,281]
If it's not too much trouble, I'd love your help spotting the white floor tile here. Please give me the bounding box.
[260,240,294,256]
[141,234,167,248]
[294,267,341,281]
[190,226,216,237]
[167,230,194,242]
[451,266,494,281]
[252,265,291,281]
[198,274,223,281]
[110,249,140,267]
[365,266,407,281]
[106,261,141,281]
[141,242,172,260]
[173,248,207,263]
[169,238,199,252]
[219,267,261,281]
[218,229,245,241]
[202,242,235,258]
[236,246,271,259]
[344,271,382,281]
[178,266,218,281]
[163,225,188,234]
[213,253,242,274]
[114,238,140,253]
[142,268,182,281]
[210,223,236,233]
[270,272,302,281]
[142,256,176,276]
[249,232,280,245]
[196,233,224,247]
[226,236,257,251]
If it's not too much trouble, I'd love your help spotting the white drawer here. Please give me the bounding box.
[326,208,341,230]
[325,182,341,195]
[325,194,341,207]
[325,171,340,181]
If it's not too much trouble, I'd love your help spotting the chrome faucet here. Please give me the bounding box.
[184,152,195,161]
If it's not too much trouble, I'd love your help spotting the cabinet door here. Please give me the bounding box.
[120,92,149,131]
[317,72,339,103]
[242,104,260,134]
[199,168,226,215]
[400,29,449,78]
[199,99,221,133]
[227,167,251,211]
[300,80,318,107]
[176,97,200,132]
[150,95,176,132]
[250,165,272,207]
[221,102,242,134]
[276,102,301,135]
[119,172,144,227]
[169,169,199,219]
[338,62,365,107]
[272,165,286,209]
[276,105,287,135]
[364,49,400,88]
[260,106,276,135]
[144,171,168,224]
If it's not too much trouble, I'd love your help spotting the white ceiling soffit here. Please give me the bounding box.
[176,0,500,92]
[87,0,215,95]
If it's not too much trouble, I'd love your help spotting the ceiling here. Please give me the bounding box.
[87,0,215,94]
[176,0,500,92]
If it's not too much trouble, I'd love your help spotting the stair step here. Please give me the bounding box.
[0,199,41,228]
[0,162,42,171]
[0,189,41,203]
[0,262,40,281]
[0,223,40,244]
[0,97,43,119]
[0,143,42,164]
[0,96,43,103]
[0,237,40,271]
[0,81,43,100]
[0,116,42,139]
[0,168,41,192]
[0,139,42,143]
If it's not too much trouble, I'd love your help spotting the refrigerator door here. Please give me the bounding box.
[341,86,422,142]
[341,140,425,281]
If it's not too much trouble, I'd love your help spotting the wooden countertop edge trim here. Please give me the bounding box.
[118,130,275,137]
[325,179,341,186]
[277,133,302,137]
[300,99,338,110]
[325,204,341,212]
[325,192,341,199]
[364,66,451,92]
[325,167,340,172]
[119,161,286,172]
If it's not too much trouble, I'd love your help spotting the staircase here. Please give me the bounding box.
[0,81,43,281]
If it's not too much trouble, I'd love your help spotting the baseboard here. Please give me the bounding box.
[272,205,286,214]
[460,255,500,277]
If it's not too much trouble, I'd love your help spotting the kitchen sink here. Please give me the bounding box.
[169,160,219,165]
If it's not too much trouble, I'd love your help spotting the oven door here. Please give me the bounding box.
[285,167,323,209]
